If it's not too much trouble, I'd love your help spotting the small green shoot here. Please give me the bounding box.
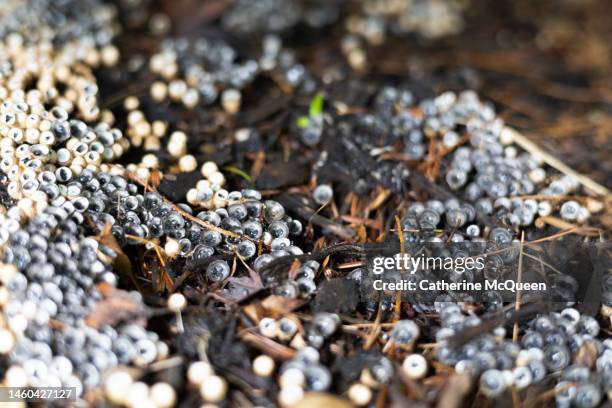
[296,92,324,128]
[308,92,324,118]
[223,165,253,184]
[296,116,310,129]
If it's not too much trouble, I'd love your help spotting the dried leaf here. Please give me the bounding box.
[260,295,306,317]
[573,340,598,367]
[95,223,132,276]
[149,170,162,189]
[436,373,473,408]
[287,258,301,280]
[291,393,352,408]
[218,267,264,302]
[86,283,148,328]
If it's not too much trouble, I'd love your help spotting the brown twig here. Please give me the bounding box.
[505,127,610,196]
[512,230,525,342]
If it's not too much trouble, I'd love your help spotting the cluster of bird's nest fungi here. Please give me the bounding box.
[0,0,610,407]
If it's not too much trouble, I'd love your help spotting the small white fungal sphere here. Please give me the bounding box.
[124,96,140,111]
[196,179,211,191]
[156,341,170,360]
[515,350,531,367]
[576,207,591,223]
[259,318,278,338]
[141,154,159,169]
[161,63,178,80]
[526,348,544,361]
[183,88,200,108]
[8,314,28,334]
[104,370,133,404]
[101,45,120,66]
[168,80,187,101]
[179,154,197,172]
[168,131,188,158]
[312,184,333,205]
[528,168,546,184]
[201,161,218,178]
[200,375,227,402]
[402,354,428,379]
[0,328,15,354]
[125,382,149,408]
[149,382,176,408]
[150,53,166,73]
[560,200,580,221]
[586,198,604,214]
[278,384,304,407]
[466,224,480,238]
[348,383,372,406]
[221,89,241,114]
[208,171,225,187]
[187,188,199,205]
[0,263,18,284]
[442,131,459,148]
[493,326,506,339]
[5,365,28,387]
[500,127,514,145]
[561,308,580,323]
[135,167,150,181]
[152,120,168,137]
[253,355,275,377]
[501,370,514,387]
[165,238,180,258]
[212,190,229,208]
[235,128,251,142]
[0,287,10,306]
[480,369,506,397]
[136,398,157,408]
[188,361,214,386]
[537,201,552,217]
[167,293,186,312]
[150,81,168,102]
[348,49,366,71]
[279,367,305,388]
[512,366,533,390]
[504,146,517,159]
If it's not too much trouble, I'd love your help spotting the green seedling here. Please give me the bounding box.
[297,92,324,128]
